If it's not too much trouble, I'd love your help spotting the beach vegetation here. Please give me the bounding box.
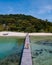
[0,14,52,32]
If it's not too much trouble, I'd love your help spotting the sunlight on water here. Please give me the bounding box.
[30,36,52,65]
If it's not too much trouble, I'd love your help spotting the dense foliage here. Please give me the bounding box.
[0,14,52,32]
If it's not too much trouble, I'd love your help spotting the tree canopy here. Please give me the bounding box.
[0,14,52,32]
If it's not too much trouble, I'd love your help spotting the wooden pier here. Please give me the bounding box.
[21,33,32,65]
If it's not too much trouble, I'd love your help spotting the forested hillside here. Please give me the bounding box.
[0,14,52,32]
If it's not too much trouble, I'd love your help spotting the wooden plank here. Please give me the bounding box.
[21,33,32,65]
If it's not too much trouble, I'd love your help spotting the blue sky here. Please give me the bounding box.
[0,0,52,22]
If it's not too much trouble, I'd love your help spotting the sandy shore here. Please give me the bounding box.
[0,31,27,36]
[0,31,52,36]
[29,33,52,36]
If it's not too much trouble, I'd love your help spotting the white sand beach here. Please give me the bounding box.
[29,33,52,36]
[0,31,52,36]
[0,31,27,36]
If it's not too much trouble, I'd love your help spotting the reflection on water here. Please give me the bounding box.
[0,37,24,65]
[30,36,52,65]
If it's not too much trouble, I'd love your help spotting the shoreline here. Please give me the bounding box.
[29,33,52,36]
[0,31,52,36]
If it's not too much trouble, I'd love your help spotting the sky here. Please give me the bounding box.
[0,0,52,22]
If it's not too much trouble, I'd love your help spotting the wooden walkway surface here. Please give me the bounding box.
[21,33,32,65]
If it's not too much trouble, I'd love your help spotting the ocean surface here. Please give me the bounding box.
[0,36,25,65]
[30,36,52,65]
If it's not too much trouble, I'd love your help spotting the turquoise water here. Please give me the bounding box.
[0,37,25,65]
[30,36,52,65]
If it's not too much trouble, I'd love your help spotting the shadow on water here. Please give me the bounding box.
[19,38,25,65]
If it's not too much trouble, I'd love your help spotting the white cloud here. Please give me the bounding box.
[7,6,14,14]
[38,5,52,14]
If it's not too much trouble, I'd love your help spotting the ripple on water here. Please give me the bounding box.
[30,36,52,65]
[0,37,24,65]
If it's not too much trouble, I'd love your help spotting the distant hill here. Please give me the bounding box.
[0,14,52,32]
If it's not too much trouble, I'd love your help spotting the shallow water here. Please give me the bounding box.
[30,36,52,65]
[0,36,25,65]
